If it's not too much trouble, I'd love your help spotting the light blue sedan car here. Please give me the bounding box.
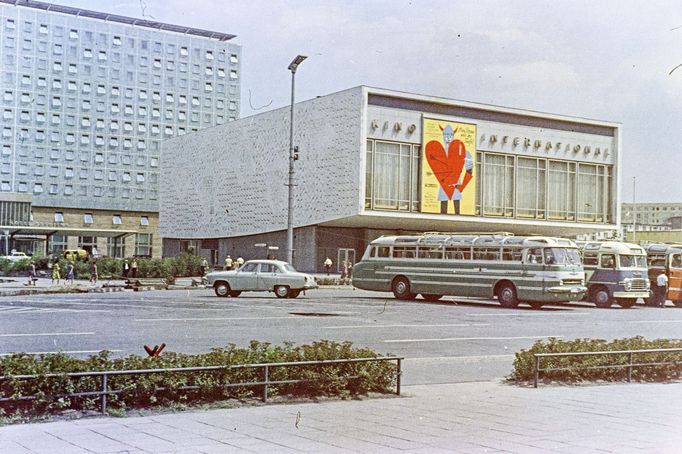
[205,260,318,298]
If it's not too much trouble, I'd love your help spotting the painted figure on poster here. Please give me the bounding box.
[425,124,474,214]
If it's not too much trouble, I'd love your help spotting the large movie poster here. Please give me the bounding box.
[421,118,476,215]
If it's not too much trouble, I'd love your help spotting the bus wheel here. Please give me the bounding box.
[528,301,543,310]
[592,288,612,308]
[616,298,636,308]
[422,294,442,302]
[392,277,416,300]
[496,282,519,308]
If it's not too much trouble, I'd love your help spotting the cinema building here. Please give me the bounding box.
[160,86,621,272]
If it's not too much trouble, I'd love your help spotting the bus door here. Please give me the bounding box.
[525,248,545,298]
[668,252,682,304]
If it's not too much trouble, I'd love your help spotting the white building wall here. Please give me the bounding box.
[160,87,364,238]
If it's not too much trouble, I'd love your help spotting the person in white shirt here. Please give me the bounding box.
[656,272,669,307]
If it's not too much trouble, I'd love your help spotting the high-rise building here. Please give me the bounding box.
[0,0,240,258]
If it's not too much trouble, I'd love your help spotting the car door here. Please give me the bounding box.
[257,263,279,290]
[232,262,258,290]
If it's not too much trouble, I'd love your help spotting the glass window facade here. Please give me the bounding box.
[364,140,612,224]
[0,4,241,213]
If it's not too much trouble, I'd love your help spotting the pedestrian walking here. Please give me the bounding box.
[201,258,209,276]
[224,255,233,270]
[340,260,348,283]
[123,259,130,278]
[131,259,138,278]
[656,271,668,307]
[324,257,332,275]
[51,260,61,285]
[90,261,98,284]
[236,256,244,268]
[26,261,36,286]
[65,263,75,286]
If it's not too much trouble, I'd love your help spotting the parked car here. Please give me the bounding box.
[1,251,29,262]
[205,259,318,298]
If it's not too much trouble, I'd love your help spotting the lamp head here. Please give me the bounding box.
[288,54,307,73]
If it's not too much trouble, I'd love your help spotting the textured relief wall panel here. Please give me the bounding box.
[161,87,364,238]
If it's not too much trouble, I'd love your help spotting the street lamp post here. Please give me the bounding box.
[286,54,307,264]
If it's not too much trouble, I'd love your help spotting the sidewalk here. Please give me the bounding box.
[0,277,128,297]
[1,380,679,453]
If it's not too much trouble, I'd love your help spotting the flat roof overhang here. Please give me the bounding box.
[317,212,616,238]
[0,226,138,239]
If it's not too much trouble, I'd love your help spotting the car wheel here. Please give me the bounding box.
[391,276,415,300]
[214,282,231,297]
[421,294,442,302]
[287,289,301,298]
[592,287,612,308]
[275,285,289,298]
[229,291,241,297]
[496,282,519,308]
[528,301,544,310]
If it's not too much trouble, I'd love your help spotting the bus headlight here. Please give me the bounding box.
[620,278,632,291]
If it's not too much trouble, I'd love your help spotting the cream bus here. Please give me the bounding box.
[352,233,586,309]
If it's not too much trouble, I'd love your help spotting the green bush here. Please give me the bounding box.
[0,340,397,419]
[508,336,682,384]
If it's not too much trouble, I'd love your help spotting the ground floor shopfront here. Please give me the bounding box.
[0,198,161,259]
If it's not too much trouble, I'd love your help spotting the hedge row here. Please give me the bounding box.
[1,253,203,280]
[0,340,396,419]
[508,336,682,384]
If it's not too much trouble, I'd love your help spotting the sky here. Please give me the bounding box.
[54,0,682,203]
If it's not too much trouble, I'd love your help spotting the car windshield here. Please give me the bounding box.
[544,248,581,265]
[282,263,297,272]
[619,255,647,269]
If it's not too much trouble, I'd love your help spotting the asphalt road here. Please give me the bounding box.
[1,288,680,385]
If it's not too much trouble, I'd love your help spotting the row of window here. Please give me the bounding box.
[2,82,236,107]
[4,18,237,62]
[2,58,239,92]
[9,165,154,183]
[48,233,153,258]
[364,139,613,223]
[0,146,158,166]
[3,182,157,199]
[52,212,149,226]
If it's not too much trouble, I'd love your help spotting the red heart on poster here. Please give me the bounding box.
[425,139,467,199]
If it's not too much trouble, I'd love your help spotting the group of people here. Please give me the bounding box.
[121,259,139,279]
[47,260,100,286]
[323,257,353,283]
[223,255,244,271]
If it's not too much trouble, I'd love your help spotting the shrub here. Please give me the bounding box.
[508,336,682,384]
[0,341,397,419]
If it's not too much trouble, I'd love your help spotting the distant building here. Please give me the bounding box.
[160,86,621,271]
[0,0,241,257]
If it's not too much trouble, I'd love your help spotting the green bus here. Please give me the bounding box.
[352,233,586,309]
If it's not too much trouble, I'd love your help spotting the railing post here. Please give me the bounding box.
[627,352,633,382]
[262,365,269,402]
[101,373,108,415]
[396,358,401,396]
[533,355,540,388]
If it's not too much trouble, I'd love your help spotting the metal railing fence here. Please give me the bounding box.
[533,348,682,388]
[0,356,403,415]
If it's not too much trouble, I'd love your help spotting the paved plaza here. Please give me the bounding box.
[1,380,679,453]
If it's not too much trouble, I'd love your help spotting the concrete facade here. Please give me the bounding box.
[161,86,621,271]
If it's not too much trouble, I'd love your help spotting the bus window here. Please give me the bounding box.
[474,247,500,260]
[544,249,556,265]
[377,246,390,258]
[393,246,416,258]
[502,248,522,262]
[418,246,443,259]
[671,254,682,269]
[526,248,543,264]
[583,253,598,266]
[600,254,615,269]
[619,255,646,269]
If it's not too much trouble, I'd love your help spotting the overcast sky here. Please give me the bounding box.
[56,0,682,203]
